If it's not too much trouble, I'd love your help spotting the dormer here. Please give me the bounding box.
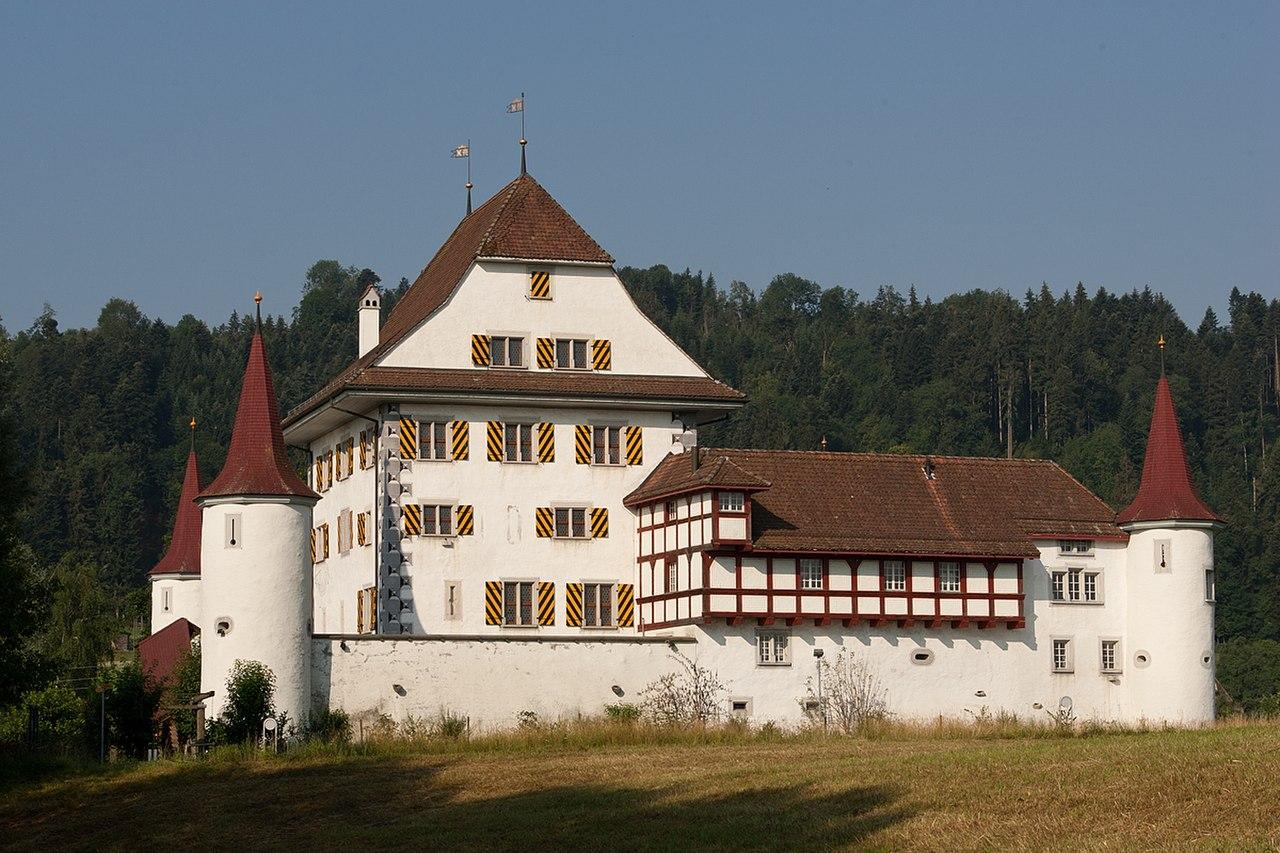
[358,283,381,358]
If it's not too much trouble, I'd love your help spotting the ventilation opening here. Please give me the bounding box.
[729,697,752,718]
[910,649,935,666]
[1201,653,1213,668]
[215,617,233,637]
[1134,650,1151,669]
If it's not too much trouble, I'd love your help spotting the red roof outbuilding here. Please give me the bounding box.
[150,450,203,576]
[1116,377,1222,526]
[201,330,319,502]
[138,618,199,688]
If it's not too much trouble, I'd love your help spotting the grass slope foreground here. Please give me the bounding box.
[3,722,1280,851]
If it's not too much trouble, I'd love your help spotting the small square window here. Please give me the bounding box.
[1052,638,1073,673]
[755,630,790,666]
[491,336,525,368]
[1100,639,1121,674]
[719,492,744,513]
[799,558,823,590]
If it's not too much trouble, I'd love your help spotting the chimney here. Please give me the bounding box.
[358,283,381,357]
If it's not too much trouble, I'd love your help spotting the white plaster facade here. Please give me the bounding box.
[149,574,202,634]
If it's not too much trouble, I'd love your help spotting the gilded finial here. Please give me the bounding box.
[189,416,196,449]
[820,435,828,451]
[1157,334,1165,349]
[254,291,263,328]
[1158,333,1166,375]
[189,416,197,431]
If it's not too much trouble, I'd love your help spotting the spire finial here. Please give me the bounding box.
[820,435,828,451]
[453,140,473,216]
[254,291,263,329]
[189,416,197,449]
[1158,333,1166,375]
[508,92,526,175]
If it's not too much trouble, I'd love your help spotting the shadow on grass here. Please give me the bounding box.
[0,752,913,851]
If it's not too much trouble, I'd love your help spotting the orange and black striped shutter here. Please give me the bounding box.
[565,582,584,627]
[591,507,609,539]
[471,334,492,366]
[537,422,555,462]
[536,336,555,368]
[451,420,469,460]
[484,581,502,625]
[535,507,554,538]
[356,512,367,546]
[310,528,317,562]
[486,421,503,461]
[617,583,635,627]
[574,424,591,464]
[399,417,418,459]
[591,339,612,370]
[625,426,643,465]
[530,270,551,299]
[456,504,474,535]
[402,504,422,536]
[537,581,555,625]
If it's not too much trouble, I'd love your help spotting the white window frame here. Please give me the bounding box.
[554,336,590,370]
[418,420,450,461]
[581,582,616,628]
[1058,539,1094,555]
[1205,568,1216,603]
[799,558,823,590]
[1052,568,1102,604]
[665,557,678,593]
[591,425,623,466]
[1100,638,1122,674]
[719,491,744,513]
[502,580,537,627]
[419,504,455,537]
[1051,637,1073,673]
[489,335,526,369]
[1051,570,1065,601]
[502,422,535,463]
[756,629,791,666]
[225,513,242,549]
[883,560,906,592]
[553,506,589,540]
[443,580,461,621]
[939,561,961,593]
[161,586,172,613]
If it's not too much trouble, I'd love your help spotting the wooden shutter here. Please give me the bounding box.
[402,504,422,536]
[591,339,612,370]
[484,581,502,625]
[310,528,317,562]
[451,420,470,460]
[345,438,355,474]
[534,507,554,538]
[366,587,377,634]
[357,511,368,546]
[399,417,418,459]
[536,336,555,368]
[537,581,555,626]
[537,422,555,462]
[456,504,474,535]
[357,589,366,634]
[625,426,643,465]
[574,424,591,464]
[321,524,330,559]
[565,583,584,627]
[590,507,609,539]
[617,583,635,627]
[530,270,551,299]
[486,421,503,461]
[471,334,492,366]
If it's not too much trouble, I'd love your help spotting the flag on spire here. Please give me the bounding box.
[507,96,524,113]
[451,144,470,158]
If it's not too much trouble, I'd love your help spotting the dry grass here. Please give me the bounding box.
[3,719,1280,851]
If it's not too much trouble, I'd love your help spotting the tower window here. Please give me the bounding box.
[1205,569,1215,602]
[1155,539,1172,573]
[225,514,242,548]
[161,587,172,613]
[1051,638,1073,673]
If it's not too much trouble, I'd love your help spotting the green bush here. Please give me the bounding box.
[105,662,163,758]
[0,685,87,753]
[604,703,641,723]
[303,707,351,744]
[214,660,276,745]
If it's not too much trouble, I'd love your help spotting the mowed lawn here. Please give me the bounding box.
[3,722,1280,851]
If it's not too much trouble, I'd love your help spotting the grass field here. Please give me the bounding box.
[3,720,1279,851]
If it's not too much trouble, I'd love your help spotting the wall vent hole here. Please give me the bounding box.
[911,649,935,666]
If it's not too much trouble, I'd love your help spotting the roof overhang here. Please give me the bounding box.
[476,256,615,268]
[1118,518,1225,532]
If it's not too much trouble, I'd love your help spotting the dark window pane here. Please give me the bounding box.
[573,339,587,368]
[556,339,570,368]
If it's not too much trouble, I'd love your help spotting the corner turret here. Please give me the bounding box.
[150,439,203,633]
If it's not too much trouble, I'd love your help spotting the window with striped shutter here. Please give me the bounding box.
[590,507,609,539]
[357,589,366,634]
[399,417,418,459]
[485,421,502,461]
[591,339,612,370]
[471,334,492,366]
[565,582,584,627]
[456,504,475,535]
[617,583,635,627]
[358,430,372,469]
[310,528,317,563]
[402,504,423,536]
[357,511,370,546]
[574,424,591,464]
[624,426,643,465]
[450,420,469,460]
[536,336,555,368]
[484,580,502,625]
[537,422,555,462]
[537,581,555,625]
[534,506,554,538]
[529,270,551,299]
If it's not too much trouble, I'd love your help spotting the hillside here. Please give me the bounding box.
[3,722,1279,850]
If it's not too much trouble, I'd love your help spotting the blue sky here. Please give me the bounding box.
[1,1,1276,331]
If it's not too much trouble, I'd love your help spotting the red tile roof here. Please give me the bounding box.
[629,448,1125,559]
[625,452,772,505]
[1116,377,1222,525]
[284,366,744,428]
[150,450,203,576]
[139,618,199,687]
[201,332,319,502]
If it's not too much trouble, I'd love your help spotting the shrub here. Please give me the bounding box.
[800,649,889,733]
[215,660,276,745]
[167,640,202,744]
[0,685,86,753]
[303,707,351,744]
[604,702,641,723]
[640,649,726,725]
[105,661,163,758]
[433,709,469,739]
[516,709,540,730]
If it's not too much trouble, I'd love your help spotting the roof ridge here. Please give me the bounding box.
[700,446,1060,465]
[475,175,528,258]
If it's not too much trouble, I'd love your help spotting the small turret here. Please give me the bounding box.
[150,427,203,633]
[358,282,381,358]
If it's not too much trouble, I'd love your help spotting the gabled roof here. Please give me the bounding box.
[1117,377,1222,525]
[628,448,1125,559]
[201,331,318,502]
[150,450,203,576]
[625,451,771,506]
[138,618,199,687]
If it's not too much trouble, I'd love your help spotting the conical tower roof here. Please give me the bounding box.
[150,449,203,576]
[200,330,318,502]
[1117,377,1222,525]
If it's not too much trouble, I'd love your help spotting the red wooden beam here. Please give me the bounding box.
[757,616,775,627]
[814,616,831,627]
[928,617,943,629]
[727,616,743,627]
[785,616,803,627]
[897,618,915,629]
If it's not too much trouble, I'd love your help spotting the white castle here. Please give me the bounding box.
[143,170,1224,729]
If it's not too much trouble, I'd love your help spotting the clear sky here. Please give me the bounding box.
[1,1,1276,331]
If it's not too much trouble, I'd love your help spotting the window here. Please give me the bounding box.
[225,513,242,548]
[1155,539,1172,573]
[1083,571,1098,602]
[1100,639,1120,673]
[592,426,622,465]
[555,337,590,370]
[315,523,330,562]
[582,583,615,627]
[1051,571,1065,601]
[358,429,373,469]
[719,492,744,513]
[418,421,449,461]
[444,581,461,621]
[334,442,347,481]
[664,500,676,522]
[161,587,172,613]
[554,507,588,539]
[323,452,334,490]
[356,511,371,547]
[1205,569,1216,602]
[939,561,961,593]
[1052,638,1072,673]
[799,558,823,590]
[1067,569,1080,601]
[665,558,677,593]
[420,505,454,537]
[756,630,790,666]
[1053,569,1101,603]
[490,335,525,368]
[504,423,535,463]
[883,560,906,592]
[356,586,376,634]
[503,581,536,626]
[1059,540,1094,554]
[337,508,352,554]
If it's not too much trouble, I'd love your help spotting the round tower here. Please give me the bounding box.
[150,429,204,633]
[197,296,319,725]
[1118,374,1223,723]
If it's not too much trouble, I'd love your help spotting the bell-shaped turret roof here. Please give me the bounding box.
[150,449,203,576]
[1117,377,1222,525]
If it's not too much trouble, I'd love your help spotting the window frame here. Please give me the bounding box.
[1205,568,1216,603]
[161,586,172,613]
[418,504,455,537]
[356,510,371,547]
[489,334,527,369]
[502,580,537,627]
[799,558,823,590]
[443,580,462,622]
[719,491,745,513]
[1051,567,1103,604]
[938,561,961,593]
[665,557,677,593]
[882,559,907,592]
[553,506,590,540]
[553,336,591,370]
[581,581,617,629]
[1051,637,1073,673]
[1058,539,1094,555]
[1100,638,1122,674]
[591,424,624,466]
[502,422,536,464]
[417,420,451,462]
[755,629,791,667]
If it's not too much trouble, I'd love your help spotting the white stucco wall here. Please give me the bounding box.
[200,498,314,724]
[150,575,202,633]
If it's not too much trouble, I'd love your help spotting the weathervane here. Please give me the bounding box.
[452,140,472,215]
[508,93,526,174]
